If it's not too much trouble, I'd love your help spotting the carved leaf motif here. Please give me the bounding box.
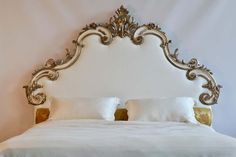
[106,5,138,38]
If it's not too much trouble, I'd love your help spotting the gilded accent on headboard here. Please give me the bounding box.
[36,108,50,124]
[35,108,213,126]
[193,108,212,126]
[23,5,221,106]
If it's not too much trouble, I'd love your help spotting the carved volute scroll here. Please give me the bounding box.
[24,5,221,106]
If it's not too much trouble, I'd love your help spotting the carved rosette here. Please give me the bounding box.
[24,5,221,106]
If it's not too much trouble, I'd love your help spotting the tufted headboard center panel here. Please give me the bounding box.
[41,36,204,107]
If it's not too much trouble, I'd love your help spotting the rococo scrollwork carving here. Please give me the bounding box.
[24,5,221,106]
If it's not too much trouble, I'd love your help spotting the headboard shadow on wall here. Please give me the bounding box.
[23,6,221,125]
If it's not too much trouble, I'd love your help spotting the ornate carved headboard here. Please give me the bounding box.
[23,6,221,125]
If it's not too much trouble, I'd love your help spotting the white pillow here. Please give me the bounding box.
[125,97,197,123]
[49,97,120,121]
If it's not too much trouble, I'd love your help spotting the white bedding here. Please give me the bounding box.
[1,120,236,157]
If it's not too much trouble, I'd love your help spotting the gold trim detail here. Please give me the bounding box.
[36,108,50,124]
[194,108,212,126]
[107,6,138,38]
[35,107,212,126]
[24,5,221,106]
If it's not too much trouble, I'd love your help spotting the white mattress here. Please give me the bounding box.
[1,120,236,157]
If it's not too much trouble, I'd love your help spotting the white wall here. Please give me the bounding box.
[0,0,235,142]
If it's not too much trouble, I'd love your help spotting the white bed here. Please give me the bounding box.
[1,120,236,157]
[1,5,235,157]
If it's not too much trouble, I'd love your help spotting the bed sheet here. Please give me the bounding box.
[1,120,236,157]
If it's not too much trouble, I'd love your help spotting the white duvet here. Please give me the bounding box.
[1,120,236,157]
